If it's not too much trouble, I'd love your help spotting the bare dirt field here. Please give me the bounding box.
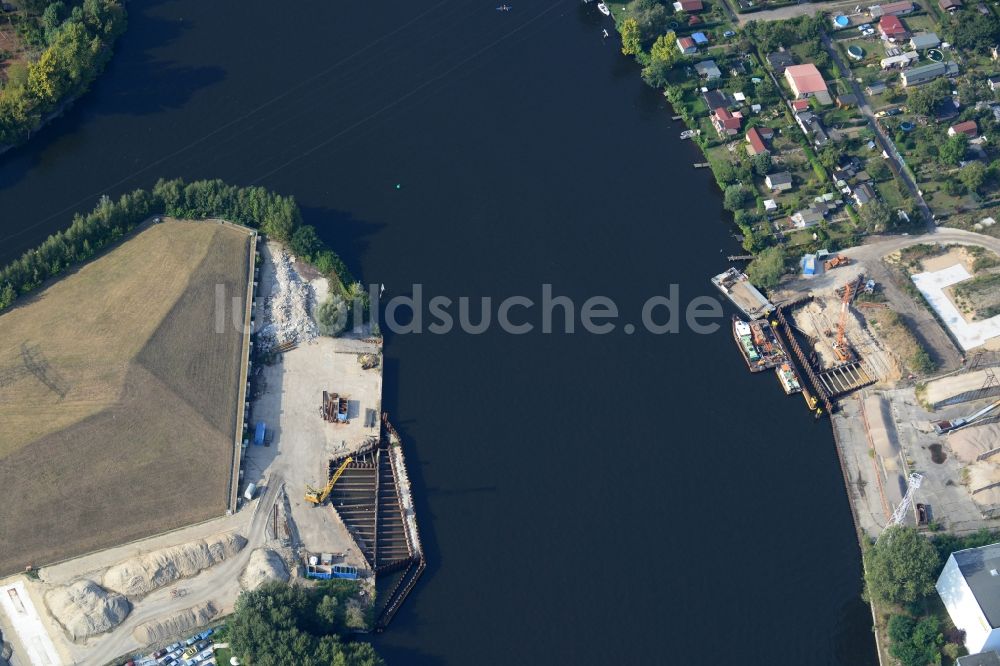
[0,220,252,576]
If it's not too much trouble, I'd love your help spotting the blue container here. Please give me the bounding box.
[254,422,266,446]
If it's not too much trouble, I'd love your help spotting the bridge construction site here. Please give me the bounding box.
[768,239,1000,540]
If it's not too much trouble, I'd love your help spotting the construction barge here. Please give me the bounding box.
[712,268,775,320]
[732,315,803,396]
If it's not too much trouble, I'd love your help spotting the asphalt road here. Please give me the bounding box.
[821,32,937,232]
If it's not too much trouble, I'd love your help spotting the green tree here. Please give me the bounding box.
[317,294,349,337]
[752,152,772,177]
[960,160,987,194]
[864,526,939,606]
[290,225,322,260]
[229,581,383,666]
[859,199,893,233]
[888,614,944,666]
[723,184,751,211]
[906,78,950,117]
[641,31,678,87]
[0,282,15,311]
[624,0,670,44]
[949,13,1000,52]
[747,246,785,290]
[940,134,968,166]
[620,18,641,56]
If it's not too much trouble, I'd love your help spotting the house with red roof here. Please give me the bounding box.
[673,0,704,10]
[948,120,979,138]
[879,15,909,41]
[746,127,770,156]
[784,64,831,105]
[712,107,743,137]
[676,36,697,55]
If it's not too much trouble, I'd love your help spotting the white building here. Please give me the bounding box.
[938,543,1000,654]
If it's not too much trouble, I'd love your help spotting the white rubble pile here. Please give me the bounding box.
[131,601,217,644]
[258,249,317,350]
[239,549,289,591]
[44,580,131,642]
[101,533,247,599]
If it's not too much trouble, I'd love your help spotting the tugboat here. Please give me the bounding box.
[776,362,803,395]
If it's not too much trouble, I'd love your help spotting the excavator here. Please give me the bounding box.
[305,456,353,506]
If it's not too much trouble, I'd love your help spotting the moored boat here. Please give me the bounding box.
[732,315,786,373]
[597,2,610,15]
[776,363,803,395]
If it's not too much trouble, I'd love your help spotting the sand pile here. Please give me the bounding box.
[864,395,899,458]
[131,602,217,645]
[968,462,1000,507]
[258,248,316,350]
[102,533,247,598]
[45,580,131,642]
[240,549,289,591]
[948,423,1000,463]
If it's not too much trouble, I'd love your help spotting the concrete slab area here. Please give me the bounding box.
[912,264,1000,351]
[0,582,61,666]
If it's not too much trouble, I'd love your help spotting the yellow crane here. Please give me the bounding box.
[305,456,353,505]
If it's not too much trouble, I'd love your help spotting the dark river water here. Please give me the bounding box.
[0,1,877,664]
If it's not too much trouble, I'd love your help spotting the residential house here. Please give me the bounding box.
[989,75,1000,92]
[949,120,979,138]
[784,64,832,104]
[879,15,909,41]
[853,183,877,206]
[837,93,859,108]
[695,60,722,79]
[881,52,919,69]
[767,50,797,74]
[790,98,811,112]
[866,81,888,95]
[868,0,914,16]
[901,61,948,86]
[939,0,962,10]
[692,32,709,46]
[746,127,769,156]
[765,172,793,191]
[790,203,833,229]
[909,32,940,50]
[764,199,778,211]
[794,110,829,147]
[673,0,704,10]
[937,543,1000,654]
[677,36,697,55]
[703,89,732,109]
[712,107,743,137]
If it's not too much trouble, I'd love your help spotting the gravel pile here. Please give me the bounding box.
[45,580,131,642]
[102,533,247,599]
[258,249,317,351]
[131,601,217,645]
[239,549,289,591]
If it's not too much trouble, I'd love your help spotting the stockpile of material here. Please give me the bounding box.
[45,580,131,641]
[239,549,289,591]
[131,602,217,644]
[258,249,316,350]
[102,533,247,598]
[948,423,1000,464]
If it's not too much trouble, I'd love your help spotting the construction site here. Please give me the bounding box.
[0,237,424,665]
[767,229,1000,540]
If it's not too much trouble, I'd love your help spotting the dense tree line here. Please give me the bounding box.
[0,178,355,313]
[0,0,126,147]
[227,580,382,666]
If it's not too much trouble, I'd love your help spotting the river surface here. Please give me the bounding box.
[0,1,877,664]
